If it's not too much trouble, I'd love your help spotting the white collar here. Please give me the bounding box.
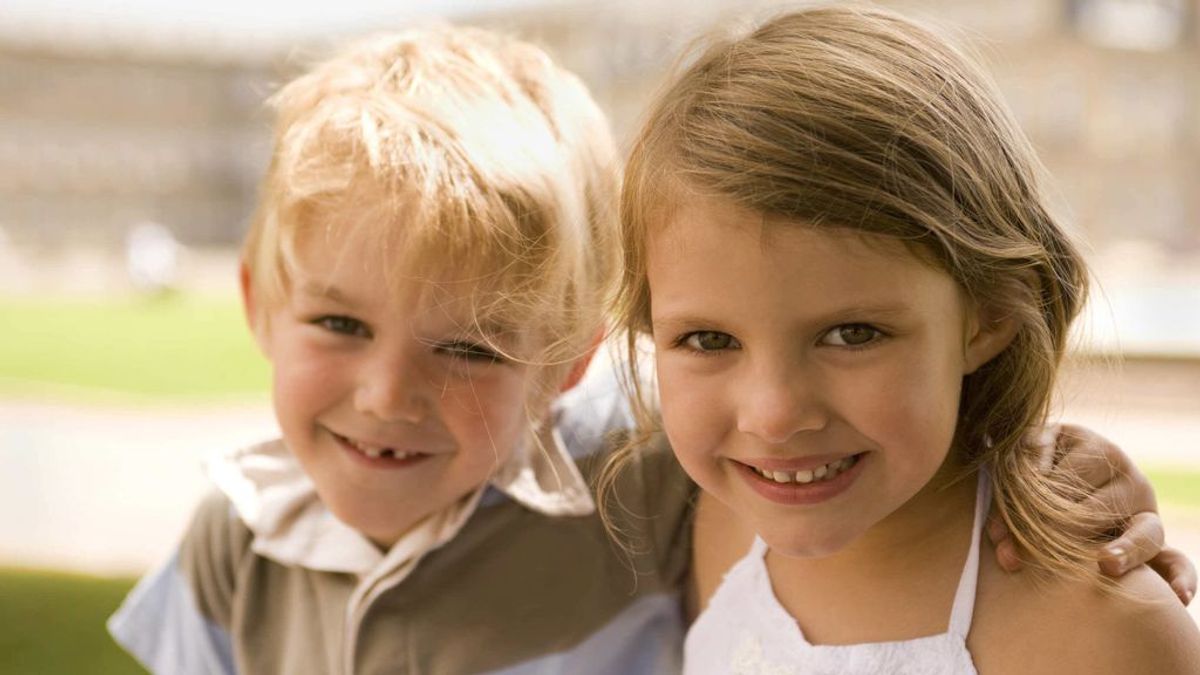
[206,420,595,578]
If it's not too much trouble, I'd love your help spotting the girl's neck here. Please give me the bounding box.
[765,465,981,645]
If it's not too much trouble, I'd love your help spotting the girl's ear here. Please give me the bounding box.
[239,263,270,356]
[963,301,1020,375]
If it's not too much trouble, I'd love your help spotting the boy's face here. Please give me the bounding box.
[245,226,539,548]
[646,196,1014,559]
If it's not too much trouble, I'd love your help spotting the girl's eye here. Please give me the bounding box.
[439,341,504,363]
[683,331,739,352]
[314,315,370,338]
[820,324,882,348]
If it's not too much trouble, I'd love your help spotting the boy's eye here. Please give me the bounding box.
[820,324,881,348]
[314,315,371,338]
[682,331,739,352]
[438,341,504,363]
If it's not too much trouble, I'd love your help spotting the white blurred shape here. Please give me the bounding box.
[126,221,181,292]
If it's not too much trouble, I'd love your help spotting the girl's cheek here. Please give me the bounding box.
[660,382,723,453]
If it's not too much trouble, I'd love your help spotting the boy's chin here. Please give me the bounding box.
[323,497,428,549]
[348,513,427,550]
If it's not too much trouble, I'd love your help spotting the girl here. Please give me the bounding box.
[610,5,1200,672]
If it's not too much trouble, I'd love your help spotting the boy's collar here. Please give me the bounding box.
[205,421,594,576]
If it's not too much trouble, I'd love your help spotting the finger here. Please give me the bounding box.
[985,507,1023,571]
[985,512,1010,546]
[1023,423,1061,473]
[994,538,1022,573]
[1049,425,1126,491]
[1146,547,1197,606]
[1087,475,1158,524]
[1097,512,1165,576]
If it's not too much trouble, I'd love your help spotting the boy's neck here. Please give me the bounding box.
[764,462,981,646]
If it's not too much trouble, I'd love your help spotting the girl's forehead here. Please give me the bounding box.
[647,196,966,319]
[652,195,899,261]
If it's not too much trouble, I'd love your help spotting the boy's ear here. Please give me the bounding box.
[239,262,269,355]
[559,328,606,393]
[963,301,1020,375]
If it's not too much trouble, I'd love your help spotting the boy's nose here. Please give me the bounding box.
[354,360,430,424]
[736,369,828,444]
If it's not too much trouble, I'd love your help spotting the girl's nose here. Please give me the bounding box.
[354,355,430,424]
[736,369,828,444]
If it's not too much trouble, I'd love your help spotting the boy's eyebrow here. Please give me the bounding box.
[452,318,522,341]
[298,281,358,308]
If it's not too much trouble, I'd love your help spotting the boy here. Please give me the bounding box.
[109,26,691,674]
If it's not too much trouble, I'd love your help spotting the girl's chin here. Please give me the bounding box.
[756,523,864,560]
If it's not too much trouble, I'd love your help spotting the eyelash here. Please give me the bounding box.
[310,315,506,364]
[819,323,887,351]
[674,331,740,356]
[436,340,505,364]
[312,315,371,338]
[673,324,887,354]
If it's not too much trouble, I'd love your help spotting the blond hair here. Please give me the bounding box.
[609,6,1102,580]
[243,25,620,403]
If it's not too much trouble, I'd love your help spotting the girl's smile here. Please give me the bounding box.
[734,451,867,506]
[647,194,1012,559]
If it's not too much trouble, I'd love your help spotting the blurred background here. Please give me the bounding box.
[0,0,1197,672]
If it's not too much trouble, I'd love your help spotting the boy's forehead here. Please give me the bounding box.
[286,233,524,330]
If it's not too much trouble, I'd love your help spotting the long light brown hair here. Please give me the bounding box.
[606,5,1103,580]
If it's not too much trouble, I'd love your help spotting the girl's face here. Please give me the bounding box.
[647,196,1007,558]
[244,224,542,548]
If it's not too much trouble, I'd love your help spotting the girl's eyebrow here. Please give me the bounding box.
[653,302,914,321]
[648,313,732,333]
[818,302,915,320]
[650,303,916,333]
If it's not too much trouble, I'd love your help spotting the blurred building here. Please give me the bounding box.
[0,25,280,250]
[0,0,1196,261]
[477,0,1200,259]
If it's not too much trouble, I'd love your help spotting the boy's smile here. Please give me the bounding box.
[330,430,442,464]
[647,195,1008,560]
[245,225,539,548]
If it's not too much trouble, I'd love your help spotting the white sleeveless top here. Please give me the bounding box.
[684,473,990,675]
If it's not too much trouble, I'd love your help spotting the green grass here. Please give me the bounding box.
[1147,468,1200,512]
[0,568,144,675]
[0,293,268,400]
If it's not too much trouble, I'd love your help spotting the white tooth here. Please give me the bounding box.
[772,471,792,483]
[394,451,411,460]
[758,468,772,478]
[814,465,828,479]
[795,469,814,484]
[363,447,382,459]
